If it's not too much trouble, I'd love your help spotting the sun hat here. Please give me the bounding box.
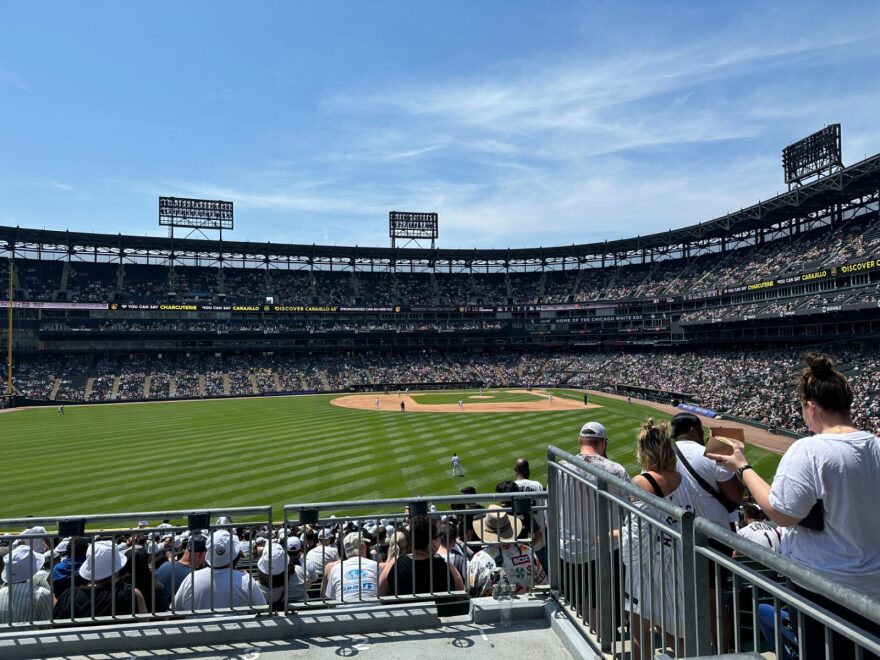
[579,421,607,440]
[79,540,128,581]
[205,530,240,567]
[257,542,288,576]
[13,526,48,551]
[471,505,523,544]
[2,545,46,584]
[54,538,71,556]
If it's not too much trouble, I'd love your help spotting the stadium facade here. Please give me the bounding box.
[1,151,879,408]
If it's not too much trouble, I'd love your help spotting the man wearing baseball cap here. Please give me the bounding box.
[557,420,629,640]
[155,534,207,600]
[305,528,340,580]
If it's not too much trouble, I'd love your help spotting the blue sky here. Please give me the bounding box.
[1,1,879,249]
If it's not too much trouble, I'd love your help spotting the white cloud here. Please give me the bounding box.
[100,16,880,249]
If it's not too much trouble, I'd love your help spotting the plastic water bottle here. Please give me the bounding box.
[497,574,513,628]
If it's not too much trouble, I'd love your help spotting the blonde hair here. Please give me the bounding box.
[386,531,408,561]
[636,418,676,472]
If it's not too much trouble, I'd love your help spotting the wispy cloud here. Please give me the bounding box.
[58,10,880,248]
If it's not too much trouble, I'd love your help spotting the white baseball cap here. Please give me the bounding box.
[317,528,334,541]
[286,536,303,552]
[79,541,128,581]
[579,421,607,440]
[257,542,288,576]
[2,545,45,584]
[205,530,240,567]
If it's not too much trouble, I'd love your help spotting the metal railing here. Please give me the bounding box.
[0,507,273,628]
[547,444,880,659]
[2,461,878,660]
[0,493,543,631]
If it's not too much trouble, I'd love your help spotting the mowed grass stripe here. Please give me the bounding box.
[0,391,781,518]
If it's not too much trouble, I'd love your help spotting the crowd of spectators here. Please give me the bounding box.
[11,346,880,435]
[0,466,552,629]
[4,214,879,307]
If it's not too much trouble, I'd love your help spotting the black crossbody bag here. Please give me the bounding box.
[673,444,739,513]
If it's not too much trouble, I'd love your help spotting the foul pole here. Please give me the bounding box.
[6,260,12,395]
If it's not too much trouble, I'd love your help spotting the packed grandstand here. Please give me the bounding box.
[2,151,880,438]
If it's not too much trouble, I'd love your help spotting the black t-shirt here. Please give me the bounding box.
[385,555,452,595]
[54,583,139,621]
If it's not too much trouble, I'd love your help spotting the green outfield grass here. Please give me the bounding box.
[0,390,781,519]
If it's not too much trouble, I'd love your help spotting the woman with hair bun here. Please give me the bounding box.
[710,352,880,659]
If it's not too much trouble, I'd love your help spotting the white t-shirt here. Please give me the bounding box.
[516,478,547,551]
[737,522,781,553]
[323,556,380,605]
[675,440,737,527]
[173,567,267,612]
[306,544,340,576]
[558,454,629,562]
[769,430,880,599]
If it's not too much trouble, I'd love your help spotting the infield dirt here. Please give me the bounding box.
[330,389,602,413]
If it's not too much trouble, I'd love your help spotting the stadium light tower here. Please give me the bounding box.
[159,197,234,240]
[389,211,438,249]
[782,124,843,190]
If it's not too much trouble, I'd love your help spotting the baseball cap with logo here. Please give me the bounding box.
[205,530,240,567]
[579,421,607,440]
[285,536,303,553]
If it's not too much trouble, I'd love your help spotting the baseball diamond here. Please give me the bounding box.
[0,388,781,518]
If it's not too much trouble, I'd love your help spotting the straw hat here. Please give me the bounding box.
[472,505,523,544]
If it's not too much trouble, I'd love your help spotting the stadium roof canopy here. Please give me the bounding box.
[1,153,879,269]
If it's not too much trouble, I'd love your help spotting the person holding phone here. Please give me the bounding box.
[708,352,880,659]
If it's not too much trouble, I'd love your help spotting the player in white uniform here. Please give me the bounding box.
[374,397,380,409]
[451,453,464,477]
[457,399,464,411]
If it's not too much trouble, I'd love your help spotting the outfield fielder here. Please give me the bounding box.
[451,453,464,477]
[458,399,464,411]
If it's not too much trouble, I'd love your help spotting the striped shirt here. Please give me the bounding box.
[0,582,54,625]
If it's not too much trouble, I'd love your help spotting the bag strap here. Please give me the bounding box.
[640,472,665,498]
[673,443,739,513]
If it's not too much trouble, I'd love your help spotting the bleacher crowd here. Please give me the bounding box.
[11,346,880,435]
[4,214,879,306]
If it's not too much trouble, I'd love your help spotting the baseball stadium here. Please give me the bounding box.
[1,5,879,659]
